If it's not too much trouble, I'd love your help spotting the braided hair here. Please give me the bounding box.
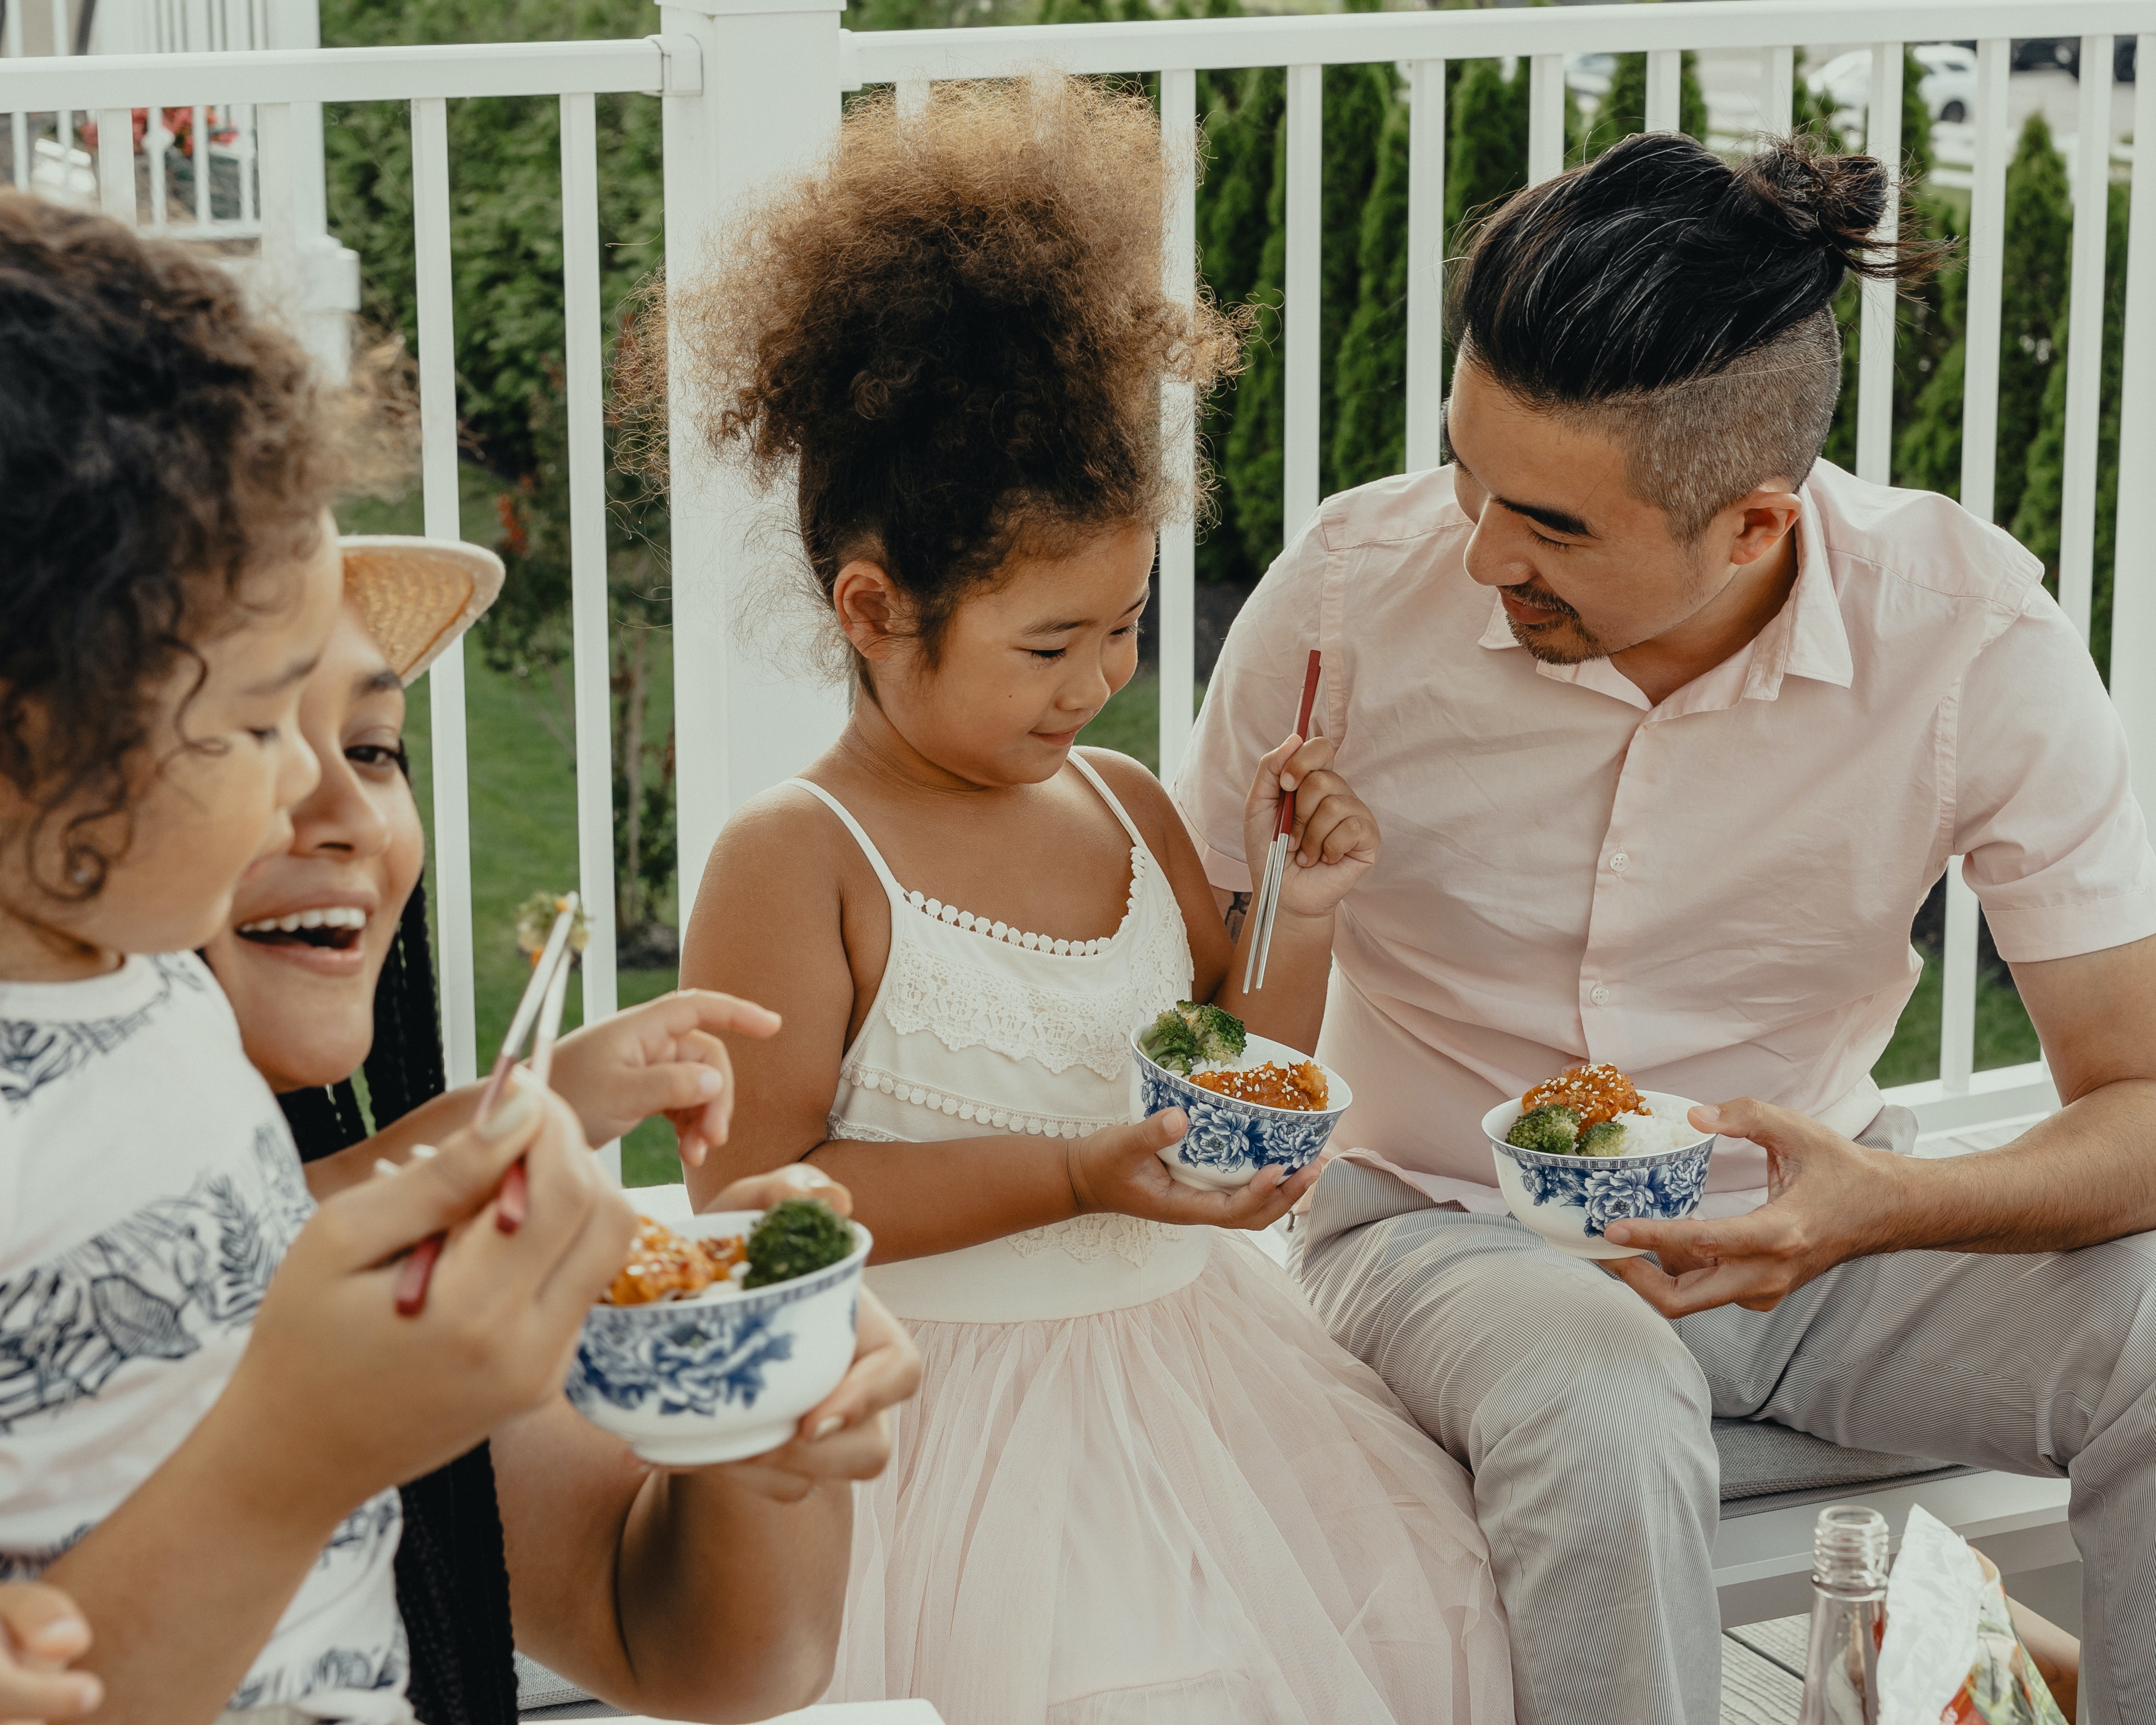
[279,868,520,1725]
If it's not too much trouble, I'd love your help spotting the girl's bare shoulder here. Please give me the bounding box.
[1075,746,1182,843]
[698,781,871,902]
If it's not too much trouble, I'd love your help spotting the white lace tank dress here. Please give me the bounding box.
[790,757,1514,1725]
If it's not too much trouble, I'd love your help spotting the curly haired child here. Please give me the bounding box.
[0,190,638,1725]
[675,77,1514,1724]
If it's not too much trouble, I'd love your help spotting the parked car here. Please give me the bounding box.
[2003,37,2136,82]
[1806,42,1978,126]
[2010,38,2078,75]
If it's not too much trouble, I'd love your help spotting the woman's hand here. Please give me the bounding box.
[1067,1109,1316,1233]
[0,1585,99,1723]
[1240,732,1379,920]
[548,990,783,1167]
[222,1074,637,1506]
[706,1289,921,1503]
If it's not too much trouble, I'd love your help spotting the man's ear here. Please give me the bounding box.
[831,560,910,662]
[1725,486,1804,569]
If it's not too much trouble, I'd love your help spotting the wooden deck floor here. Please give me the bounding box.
[1721,1616,1808,1723]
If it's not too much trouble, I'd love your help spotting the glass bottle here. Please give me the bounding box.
[1798,1504,1889,1725]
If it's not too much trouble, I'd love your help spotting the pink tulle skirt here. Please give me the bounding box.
[827,1232,1514,1725]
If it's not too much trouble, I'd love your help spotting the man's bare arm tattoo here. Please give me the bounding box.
[1225,892,1250,942]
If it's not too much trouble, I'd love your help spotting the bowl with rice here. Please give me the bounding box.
[1483,1064,1715,1259]
[1131,1003,1352,1191]
[565,1202,871,1465]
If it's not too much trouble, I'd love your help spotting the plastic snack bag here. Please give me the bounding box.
[1876,1506,2069,1725]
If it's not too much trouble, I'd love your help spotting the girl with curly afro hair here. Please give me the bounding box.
[677,75,1514,1724]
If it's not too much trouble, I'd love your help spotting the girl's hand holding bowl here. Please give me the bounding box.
[677,1167,919,1501]
[564,1170,885,1469]
[1065,1111,1315,1233]
[1130,1024,1352,1195]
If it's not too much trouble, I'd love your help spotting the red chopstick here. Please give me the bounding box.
[1277,649,1324,840]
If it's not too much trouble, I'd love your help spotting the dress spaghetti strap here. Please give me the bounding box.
[1066,751,1148,849]
[784,778,907,903]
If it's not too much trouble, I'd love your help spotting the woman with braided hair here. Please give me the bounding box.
[199,547,921,1724]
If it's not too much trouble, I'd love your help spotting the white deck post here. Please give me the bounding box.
[656,0,850,909]
[264,0,358,379]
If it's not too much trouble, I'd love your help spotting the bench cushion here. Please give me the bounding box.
[1714,1417,1973,1519]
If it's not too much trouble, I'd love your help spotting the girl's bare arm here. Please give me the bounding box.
[679,790,1305,1262]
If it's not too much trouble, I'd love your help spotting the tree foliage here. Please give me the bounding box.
[1587,50,1708,156]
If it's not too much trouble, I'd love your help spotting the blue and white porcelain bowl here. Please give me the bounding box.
[565,1209,871,1466]
[1132,1029,1353,1192]
[1483,1092,1715,1260]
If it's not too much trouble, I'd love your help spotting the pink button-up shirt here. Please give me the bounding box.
[1175,460,2156,1213]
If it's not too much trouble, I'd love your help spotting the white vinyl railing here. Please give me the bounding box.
[2,0,2151,1152]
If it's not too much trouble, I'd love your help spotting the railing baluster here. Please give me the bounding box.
[1855,41,1901,485]
[1960,40,2009,524]
[1284,61,1320,544]
[1404,56,1445,473]
[256,100,293,273]
[94,105,131,221]
[2058,35,2115,644]
[191,104,210,221]
[237,101,256,225]
[1526,52,1563,182]
[1941,863,1977,1093]
[50,0,70,177]
[1158,66,1197,785]
[4,0,25,193]
[148,111,169,227]
[561,89,620,1182]
[1760,45,1793,138]
[2111,34,2156,819]
[1644,47,1680,134]
[411,94,479,1088]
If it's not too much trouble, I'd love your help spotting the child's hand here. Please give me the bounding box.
[1241,733,1379,920]
[0,1583,100,1721]
[698,1288,921,1503]
[700,1161,853,1218]
[548,990,783,1168]
[1066,1109,1318,1233]
[223,1075,636,1504]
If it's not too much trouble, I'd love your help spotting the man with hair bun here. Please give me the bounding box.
[1180,132,2156,1725]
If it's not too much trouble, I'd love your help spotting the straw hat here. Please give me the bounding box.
[339,536,506,681]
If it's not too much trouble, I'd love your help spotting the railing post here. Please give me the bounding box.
[2111,35,2156,813]
[2058,36,2115,644]
[1158,66,1197,786]
[1403,56,1445,473]
[657,0,849,899]
[264,0,359,379]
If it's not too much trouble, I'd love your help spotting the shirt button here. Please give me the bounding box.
[1589,985,1611,1006]
[1609,851,1630,873]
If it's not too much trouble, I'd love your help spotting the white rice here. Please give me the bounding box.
[1601,1110,1689,1156]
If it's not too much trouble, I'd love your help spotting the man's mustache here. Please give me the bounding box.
[1501,581,1580,621]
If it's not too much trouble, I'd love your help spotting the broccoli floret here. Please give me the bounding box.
[744,1198,856,1288]
[1506,1104,1582,1153]
[1141,1007,1205,1074]
[1574,1119,1628,1157]
[1142,1002,1250,1074]
[1181,1001,1248,1065]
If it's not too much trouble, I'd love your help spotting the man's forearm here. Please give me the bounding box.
[1216,907,1333,1055]
[44,1396,346,1724]
[1880,1076,2156,1255]
[614,1469,850,1722]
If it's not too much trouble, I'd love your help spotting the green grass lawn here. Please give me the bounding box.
[1075,672,1205,776]
[348,476,686,1185]
[1869,948,2042,1089]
